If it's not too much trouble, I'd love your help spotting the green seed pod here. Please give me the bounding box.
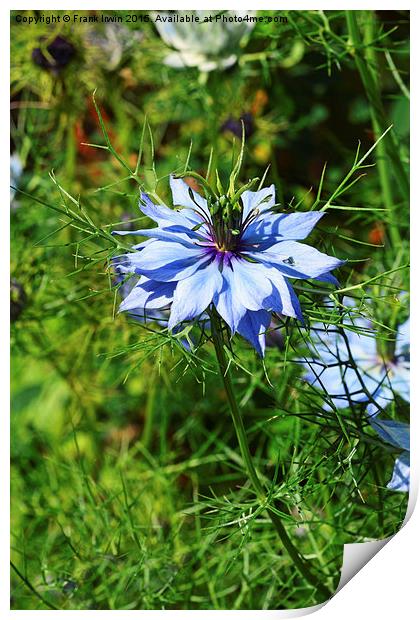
[210,200,220,216]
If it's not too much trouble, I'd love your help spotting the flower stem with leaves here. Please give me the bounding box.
[210,311,331,600]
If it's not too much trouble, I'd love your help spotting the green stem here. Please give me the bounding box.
[210,313,331,600]
[11,562,58,610]
[65,115,76,182]
[141,369,157,449]
[346,11,408,247]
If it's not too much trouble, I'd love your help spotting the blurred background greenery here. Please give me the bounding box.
[11,10,409,610]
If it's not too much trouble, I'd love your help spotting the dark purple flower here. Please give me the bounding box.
[222,113,254,139]
[32,36,75,73]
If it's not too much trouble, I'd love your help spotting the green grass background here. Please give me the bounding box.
[11,10,409,610]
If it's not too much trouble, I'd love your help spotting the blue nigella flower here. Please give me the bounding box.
[302,304,410,413]
[369,417,410,492]
[113,177,343,356]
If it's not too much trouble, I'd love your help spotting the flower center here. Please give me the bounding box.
[188,190,261,254]
[208,195,243,252]
[204,194,261,254]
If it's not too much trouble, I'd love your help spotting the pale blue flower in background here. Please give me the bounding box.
[113,177,342,356]
[369,417,410,492]
[302,304,409,413]
[155,11,255,72]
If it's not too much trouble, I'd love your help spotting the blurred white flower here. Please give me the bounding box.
[86,24,143,71]
[155,11,255,72]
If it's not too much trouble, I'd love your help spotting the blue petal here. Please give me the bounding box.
[124,241,210,282]
[119,277,176,312]
[241,185,276,220]
[113,228,147,237]
[114,226,205,248]
[345,322,378,360]
[370,418,410,451]
[251,241,344,279]
[119,280,148,312]
[112,240,154,262]
[387,451,410,492]
[237,309,271,357]
[261,266,303,321]
[310,323,368,365]
[313,273,340,287]
[213,267,248,333]
[137,192,194,229]
[242,211,324,244]
[301,317,387,410]
[366,402,379,419]
[142,256,212,282]
[306,324,345,364]
[119,277,176,313]
[395,317,410,356]
[127,309,168,325]
[282,280,304,321]
[302,350,387,410]
[354,367,389,402]
[168,261,223,329]
[228,258,273,311]
[169,175,211,221]
[131,239,156,251]
[390,363,410,402]
[303,361,361,409]
[365,385,396,418]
